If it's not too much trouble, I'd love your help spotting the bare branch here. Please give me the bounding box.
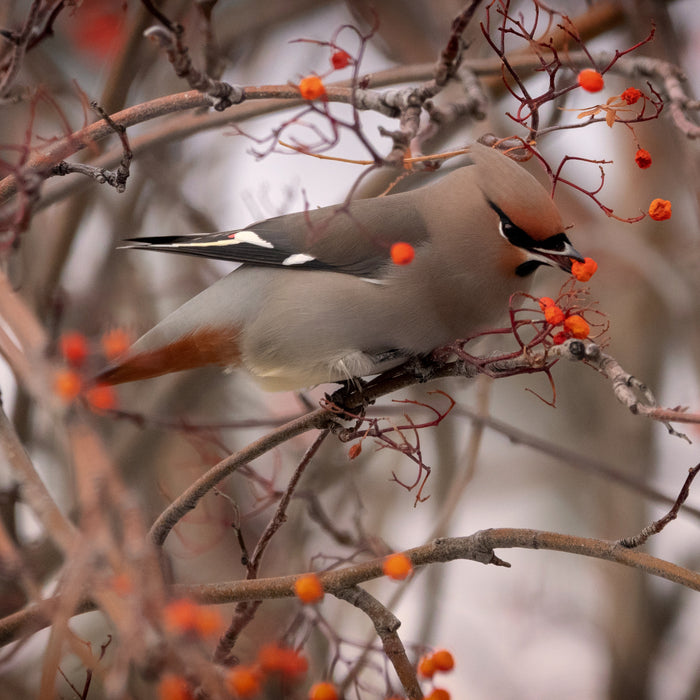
[0,0,42,98]
[143,25,243,111]
[5,527,699,649]
[50,101,133,193]
[618,464,700,548]
[334,585,422,700]
[148,412,333,547]
[0,403,76,553]
[213,429,330,663]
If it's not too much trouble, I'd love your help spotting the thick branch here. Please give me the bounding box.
[4,527,698,648]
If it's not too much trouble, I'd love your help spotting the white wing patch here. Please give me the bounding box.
[165,230,274,248]
[232,230,274,248]
[282,253,316,266]
[165,239,237,248]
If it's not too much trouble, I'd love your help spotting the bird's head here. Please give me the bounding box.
[488,200,584,278]
[468,143,584,278]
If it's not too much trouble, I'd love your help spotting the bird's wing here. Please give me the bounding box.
[123,189,432,278]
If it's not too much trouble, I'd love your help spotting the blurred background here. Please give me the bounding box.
[1,1,700,698]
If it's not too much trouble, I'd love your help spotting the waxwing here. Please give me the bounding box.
[98,143,583,391]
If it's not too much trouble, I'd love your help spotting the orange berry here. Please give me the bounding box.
[620,87,642,105]
[59,331,89,367]
[648,198,672,221]
[258,643,309,678]
[54,368,82,402]
[299,75,326,100]
[571,257,598,282]
[390,242,415,265]
[309,681,338,700]
[544,304,565,326]
[382,552,413,581]
[225,666,261,699]
[538,296,555,311]
[85,383,118,413]
[163,598,220,637]
[331,50,351,69]
[431,649,455,672]
[348,443,362,459]
[417,654,437,678]
[163,598,199,634]
[634,148,652,169]
[111,573,133,596]
[563,314,590,339]
[577,68,604,92]
[158,674,193,700]
[258,643,283,671]
[101,328,131,361]
[193,605,223,636]
[425,689,450,700]
[294,573,324,604]
[552,331,568,345]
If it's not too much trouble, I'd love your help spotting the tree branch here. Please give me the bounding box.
[334,585,422,699]
[4,527,698,648]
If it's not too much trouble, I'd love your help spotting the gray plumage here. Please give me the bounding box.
[100,143,582,390]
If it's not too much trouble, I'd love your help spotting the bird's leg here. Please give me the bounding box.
[325,376,371,418]
[402,354,438,383]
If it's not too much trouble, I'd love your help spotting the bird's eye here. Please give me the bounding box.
[498,220,520,244]
[489,202,531,247]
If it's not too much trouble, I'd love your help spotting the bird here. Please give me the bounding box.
[97,143,583,391]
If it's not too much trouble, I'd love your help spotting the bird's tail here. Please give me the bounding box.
[95,326,241,385]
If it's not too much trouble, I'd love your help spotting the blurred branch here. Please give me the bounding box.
[0,0,41,98]
[0,1,68,96]
[0,404,76,553]
[334,585,421,699]
[452,404,700,523]
[0,269,48,399]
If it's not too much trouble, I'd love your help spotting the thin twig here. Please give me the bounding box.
[213,429,330,663]
[148,411,333,546]
[618,463,700,548]
[0,0,42,98]
[50,100,134,192]
[334,586,422,700]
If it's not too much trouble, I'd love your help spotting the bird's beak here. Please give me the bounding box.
[531,240,585,274]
